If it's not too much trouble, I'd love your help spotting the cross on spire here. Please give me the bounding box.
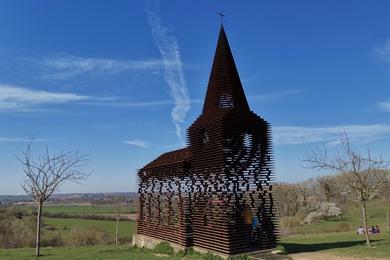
[217,12,225,25]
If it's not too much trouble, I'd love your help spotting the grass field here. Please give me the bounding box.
[0,245,206,260]
[280,231,390,258]
[44,217,136,238]
[3,200,389,259]
[289,200,388,235]
[279,199,390,258]
[17,204,136,215]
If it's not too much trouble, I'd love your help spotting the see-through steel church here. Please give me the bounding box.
[136,26,278,255]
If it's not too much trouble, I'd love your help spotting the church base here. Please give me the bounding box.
[132,234,276,259]
[131,234,187,253]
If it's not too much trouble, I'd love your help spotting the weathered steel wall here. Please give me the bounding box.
[137,26,278,255]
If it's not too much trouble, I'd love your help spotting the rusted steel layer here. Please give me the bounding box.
[137,26,278,254]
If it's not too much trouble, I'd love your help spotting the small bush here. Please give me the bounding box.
[276,244,287,254]
[176,249,186,257]
[185,247,201,256]
[280,215,303,234]
[67,226,111,246]
[153,241,174,255]
[303,211,323,224]
[42,232,64,247]
[202,252,223,260]
[303,202,342,223]
[118,236,132,244]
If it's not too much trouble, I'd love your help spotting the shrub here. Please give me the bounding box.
[303,211,323,224]
[42,232,65,247]
[184,247,201,257]
[176,249,186,257]
[303,202,342,223]
[0,217,35,248]
[202,252,223,260]
[67,226,111,246]
[280,215,304,234]
[275,244,287,254]
[153,241,174,255]
[118,236,132,244]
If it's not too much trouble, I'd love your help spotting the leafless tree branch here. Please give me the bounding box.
[17,138,90,256]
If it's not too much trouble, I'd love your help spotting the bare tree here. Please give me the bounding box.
[276,182,306,217]
[304,133,389,246]
[115,195,120,245]
[18,141,90,256]
[382,179,390,232]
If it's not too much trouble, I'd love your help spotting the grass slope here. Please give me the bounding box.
[44,218,136,238]
[0,245,199,260]
[291,200,388,234]
[280,199,390,258]
[17,204,136,215]
[281,231,390,258]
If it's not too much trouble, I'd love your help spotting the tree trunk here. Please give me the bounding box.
[115,216,119,245]
[361,200,370,246]
[36,201,43,256]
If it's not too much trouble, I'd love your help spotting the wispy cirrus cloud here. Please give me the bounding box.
[147,3,191,145]
[124,139,151,148]
[0,84,89,111]
[273,124,390,145]
[0,137,47,143]
[375,38,390,64]
[249,89,306,102]
[375,39,390,112]
[377,100,390,112]
[34,54,165,80]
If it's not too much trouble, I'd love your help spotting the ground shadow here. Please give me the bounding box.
[280,239,381,254]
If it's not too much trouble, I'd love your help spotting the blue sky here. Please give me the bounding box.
[1,1,390,195]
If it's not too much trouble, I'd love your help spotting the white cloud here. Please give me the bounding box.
[375,38,390,63]
[83,99,173,107]
[249,89,306,101]
[0,137,47,143]
[147,4,191,145]
[377,100,390,112]
[33,55,165,80]
[124,139,150,148]
[273,124,390,145]
[374,39,390,112]
[0,84,89,110]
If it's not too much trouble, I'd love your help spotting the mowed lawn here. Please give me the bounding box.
[281,231,390,258]
[0,245,203,260]
[280,199,390,258]
[44,217,136,238]
[290,200,388,235]
[44,205,136,214]
[17,204,136,215]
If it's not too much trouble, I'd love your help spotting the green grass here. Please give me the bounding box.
[43,217,136,238]
[0,245,204,260]
[16,204,136,215]
[279,199,390,258]
[285,200,388,235]
[5,200,389,258]
[280,231,390,258]
[44,205,136,214]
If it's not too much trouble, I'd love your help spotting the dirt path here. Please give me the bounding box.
[290,252,380,260]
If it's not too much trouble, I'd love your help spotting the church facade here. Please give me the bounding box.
[136,26,277,255]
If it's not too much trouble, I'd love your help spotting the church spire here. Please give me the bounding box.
[202,26,250,114]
